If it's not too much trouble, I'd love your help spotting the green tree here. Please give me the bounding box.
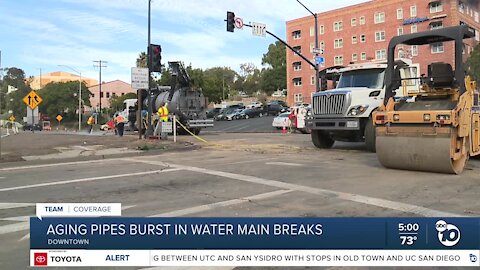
[136,52,147,68]
[1,67,31,119]
[261,41,286,95]
[466,43,480,81]
[38,81,91,120]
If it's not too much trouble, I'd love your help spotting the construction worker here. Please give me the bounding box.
[157,102,169,122]
[87,115,95,134]
[115,114,126,137]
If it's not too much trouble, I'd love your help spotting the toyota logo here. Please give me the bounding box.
[36,256,46,263]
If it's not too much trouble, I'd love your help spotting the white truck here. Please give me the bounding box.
[306,59,419,152]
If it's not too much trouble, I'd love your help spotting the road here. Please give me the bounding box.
[206,116,277,133]
[0,132,479,269]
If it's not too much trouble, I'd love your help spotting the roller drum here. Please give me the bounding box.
[376,132,467,174]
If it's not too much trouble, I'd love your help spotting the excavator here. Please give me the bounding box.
[374,24,479,174]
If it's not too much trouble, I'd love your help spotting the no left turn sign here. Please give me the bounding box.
[234,17,243,29]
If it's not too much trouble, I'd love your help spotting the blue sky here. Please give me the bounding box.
[0,0,368,83]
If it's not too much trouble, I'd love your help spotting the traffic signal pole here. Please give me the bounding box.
[146,0,153,137]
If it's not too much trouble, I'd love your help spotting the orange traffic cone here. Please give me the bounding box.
[282,126,287,134]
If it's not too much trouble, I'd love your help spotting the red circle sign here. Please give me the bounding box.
[234,17,243,29]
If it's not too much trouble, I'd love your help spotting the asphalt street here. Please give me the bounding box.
[206,116,277,133]
[0,132,479,269]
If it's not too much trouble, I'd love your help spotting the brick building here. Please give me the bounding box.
[286,0,480,106]
[28,71,97,90]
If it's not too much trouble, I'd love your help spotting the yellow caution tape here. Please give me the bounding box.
[174,118,210,144]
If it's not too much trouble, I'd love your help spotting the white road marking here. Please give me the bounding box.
[265,162,303,167]
[0,158,123,172]
[126,159,461,217]
[151,190,292,217]
[0,168,182,192]
[0,203,35,210]
[0,222,29,235]
[1,216,29,222]
[0,177,5,179]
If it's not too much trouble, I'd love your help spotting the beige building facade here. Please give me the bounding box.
[28,71,97,90]
[88,80,135,111]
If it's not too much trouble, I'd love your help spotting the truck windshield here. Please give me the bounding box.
[337,68,385,89]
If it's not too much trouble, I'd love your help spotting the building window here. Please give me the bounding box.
[112,93,116,98]
[293,77,302,86]
[375,49,386,60]
[397,8,403,19]
[310,26,315,36]
[294,93,303,103]
[397,27,404,35]
[334,38,343,48]
[352,53,358,62]
[333,21,343,32]
[359,16,365,25]
[430,21,443,30]
[360,34,366,43]
[374,12,385,24]
[293,62,302,71]
[352,35,357,44]
[92,94,95,98]
[292,30,301,39]
[410,5,417,17]
[375,31,386,42]
[361,52,367,60]
[310,42,315,52]
[334,55,344,65]
[411,25,417,33]
[431,42,444,53]
[411,45,418,56]
[351,18,357,26]
[430,1,443,13]
[121,93,125,96]
[293,46,302,54]
[320,25,325,34]
[100,92,104,98]
[310,76,315,85]
[320,41,325,49]
[459,1,465,13]
[106,92,110,98]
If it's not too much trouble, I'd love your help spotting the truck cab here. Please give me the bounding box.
[306,59,419,151]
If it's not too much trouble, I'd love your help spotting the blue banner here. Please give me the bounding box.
[30,217,480,250]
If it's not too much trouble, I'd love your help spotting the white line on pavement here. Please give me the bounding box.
[0,222,29,235]
[125,158,461,217]
[0,168,182,192]
[0,203,35,210]
[0,158,123,172]
[150,190,292,217]
[0,177,5,179]
[265,162,304,167]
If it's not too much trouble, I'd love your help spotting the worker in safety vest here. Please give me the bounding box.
[157,102,169,122]
[115,114,126,137]
[87,115,95,134]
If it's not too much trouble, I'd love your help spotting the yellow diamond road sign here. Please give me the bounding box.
[56,115,63,122]
[23,90,43,110]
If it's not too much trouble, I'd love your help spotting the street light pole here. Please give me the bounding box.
[296,0,320,92]
[58,65,82,131]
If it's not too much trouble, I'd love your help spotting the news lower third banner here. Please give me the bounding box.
[30,217,480,267]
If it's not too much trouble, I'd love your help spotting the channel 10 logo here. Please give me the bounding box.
[435,220,461,247]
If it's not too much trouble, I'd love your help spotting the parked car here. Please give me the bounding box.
[214,108,236,121]
[239,107,265,119]
[272,112,291,129]
[269,100,288,107]
[22,123,43,131]
[266,103,287,116]
[207,108,222,119]
[225,109,244,121]
[246,102,263,109]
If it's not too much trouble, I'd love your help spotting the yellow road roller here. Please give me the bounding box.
[374,25,479,174]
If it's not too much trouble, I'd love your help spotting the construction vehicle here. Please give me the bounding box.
[306,59,419,152]
[374,24,478,174]
[128,61,213,134]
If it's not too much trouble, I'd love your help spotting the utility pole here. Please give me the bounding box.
[93,60,107,116]
[296,0,320,92]
[146,0,153,137]
[0,50,2,160]
[59,65,82,131]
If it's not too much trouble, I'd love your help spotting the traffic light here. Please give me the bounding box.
[150,44,162,72]
[226,11,235,32]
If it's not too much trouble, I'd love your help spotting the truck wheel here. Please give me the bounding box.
[311,130,334,149]
[365,116,376,152]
